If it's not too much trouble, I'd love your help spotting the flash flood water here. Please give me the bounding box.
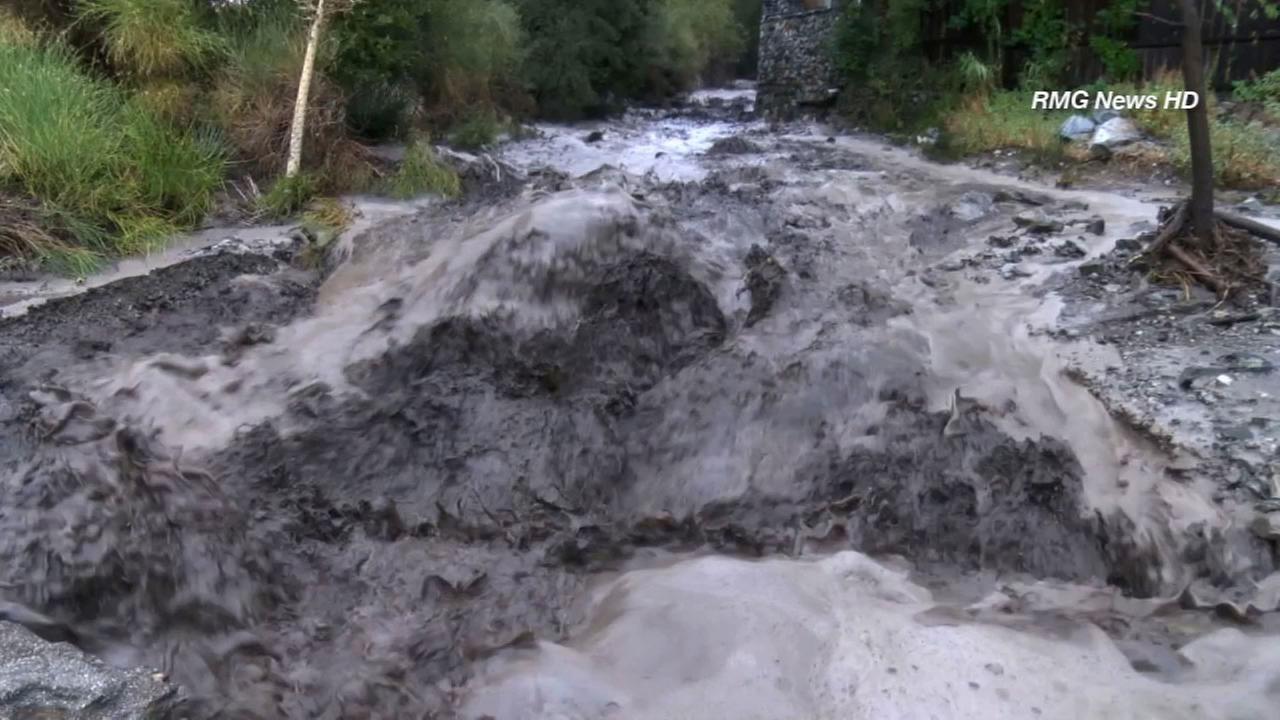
[0,87,1277,719]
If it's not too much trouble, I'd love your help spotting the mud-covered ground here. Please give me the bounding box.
[0,91,1278,719]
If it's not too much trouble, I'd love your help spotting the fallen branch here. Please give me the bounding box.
[1166,243,1229,296]
[1133,200,1189,263]
[1216,210,1280,247]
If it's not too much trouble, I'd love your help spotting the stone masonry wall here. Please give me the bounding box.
[757,0,840,117]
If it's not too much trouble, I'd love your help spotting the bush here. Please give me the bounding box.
[78,0,225,80]
[258,173,318,218]
[0,39,224,267]
[1234,68,1280,119]
[211,11,370,191]
[386,140,461,199]
[647,0,744,94]
[419,0,525,117]
[1172,120,1280,190]
[447,111,506,150]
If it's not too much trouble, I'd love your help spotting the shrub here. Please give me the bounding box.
[447,111,506,150]
[1234,68,1280,119]
[1172,120,1280,190]
[211,12,370,191]
[0,39,224,267]
[77,0,225,80]
[386,140,461,199]
[258,173,318,218]
[419,0,526,118]
[647,0,744,94]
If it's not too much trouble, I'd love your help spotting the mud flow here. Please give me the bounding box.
[0,88,1277,719]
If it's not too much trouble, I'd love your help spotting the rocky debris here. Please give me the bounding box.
[742,244,786,326]
[947,191,995,222]
[1086,217,1106,236]
[1089,117,1142,158]
[707,136,762,155]
[584,130,605,143]
[0,621,182,719]
[988,235,1016,249]
[1060,115,1096,140]
[1013,209,1065,234]
[1054,240,1088,259]
[1000,263,1032,280]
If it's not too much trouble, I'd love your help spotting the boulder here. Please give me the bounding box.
[1013,209,1065,234]
[0,621,182,719]
[1089,117,1142,158]
[1059,115,1096,140]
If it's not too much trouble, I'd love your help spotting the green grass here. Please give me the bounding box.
[386,140,461,199]
[258,174,319,219]
[77,0,226,79]
[0,39,225,269]
[937,91,1065,163]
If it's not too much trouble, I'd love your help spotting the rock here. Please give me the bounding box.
[707,136,762,155]
[584,131,605,143]
[1079,260,1107,277]
[1085,217,1105,236]
[0,621,182,719]
[1000,264,1031,280]
[947,192,995,222]
[1054,240,1087,259]
[1013,210,1065,234]
[1059,115,1096,140]
[1114,237,1142,253]
[742,245,786,326]
[1250,513,1280,540]
[1093,109,1122,125]
[987,235,1016,249]
[1089,117,1142,157]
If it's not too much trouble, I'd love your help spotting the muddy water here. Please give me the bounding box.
[0,88,1276,718]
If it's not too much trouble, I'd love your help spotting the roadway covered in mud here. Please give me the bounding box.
[0,90,1277,719]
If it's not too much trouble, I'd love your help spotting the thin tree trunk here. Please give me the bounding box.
[286,0,327,179]
[1178,0,1214,245]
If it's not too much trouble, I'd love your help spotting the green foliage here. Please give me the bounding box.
[648,0,744,94]
[387,140,461,199]
[0,38,224,267]
[421,0,525,112]
[77,0,226,80]
[1172,119,1280,190]
[1012,0,1071,88]
[448,111,505,150]
[258,173,318,218]
[1234,68,1280,118]
[517,0,654,119]
[937,90,1064,163]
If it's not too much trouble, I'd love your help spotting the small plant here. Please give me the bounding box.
[1234,68,1280,118]
[447,111,505,150]
[259,173,318,218]
[386,140,461,199]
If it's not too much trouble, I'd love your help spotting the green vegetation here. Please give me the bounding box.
[387,140,462,200]
[1,0,758,271]
[834,0,1280,189]
[0,37,224,269]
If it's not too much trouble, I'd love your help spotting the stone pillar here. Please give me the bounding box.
[757,1,841,118]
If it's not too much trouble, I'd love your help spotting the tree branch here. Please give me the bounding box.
[1135,11,1184,26]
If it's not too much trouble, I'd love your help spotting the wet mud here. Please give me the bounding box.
[0,92,1276,718]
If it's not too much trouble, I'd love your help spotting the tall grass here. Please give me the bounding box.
[0,39,224,268]
[939,91,1064,163]
[78,0,226,79]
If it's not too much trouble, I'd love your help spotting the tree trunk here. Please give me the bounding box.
[1177,0,1214,245]
[286,0,327,179]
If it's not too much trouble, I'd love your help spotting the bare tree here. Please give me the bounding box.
[286,0,358,178]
